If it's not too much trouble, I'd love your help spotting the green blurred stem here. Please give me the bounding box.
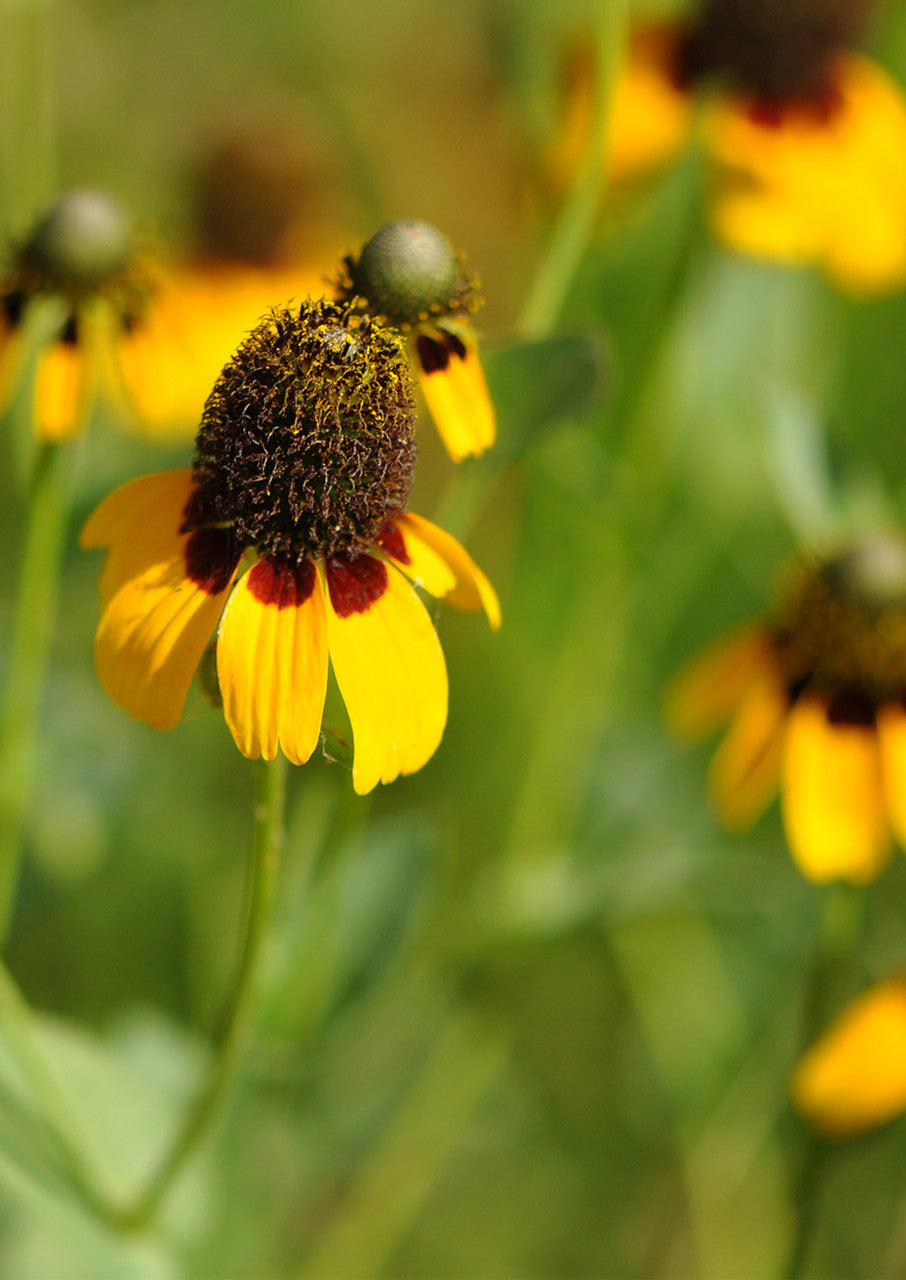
[516,0,627,340]
[784,883,865,1280]
[118,754,288,1230]
[0,0,57,228]
[298,1009,510,1280]
[0,440,72,943]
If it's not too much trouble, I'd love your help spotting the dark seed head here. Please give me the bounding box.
[771,534,906,709]
[678,0,875,103]
[191,299,417,561]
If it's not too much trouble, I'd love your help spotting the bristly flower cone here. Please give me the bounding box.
[678,0,876,102]
[190,299,417,562]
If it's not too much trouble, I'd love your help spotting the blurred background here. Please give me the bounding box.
[3,0,906,1275]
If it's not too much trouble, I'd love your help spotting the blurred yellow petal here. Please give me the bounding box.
[117,262,327,438]
[325,555,448,794]
[217,557,328,765]
[549,27,692,191]
[792,976,906,1136]
[666,627,774,741]
[416,329,495,461]
[708,672,787,829]
[705,55,906,293]
[877,703,906,849]
[81,469,195,604]
[781,698,890,885]
[608,27,693,182]
[397,512,501,629]
[34,342,92,442]
[0,314,25,416]
[95,541,236,730]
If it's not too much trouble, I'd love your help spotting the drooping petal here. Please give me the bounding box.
[395,512,501,628]
[33,341,93,442]
[415,328,495,461]
[324,554,448,794]
[81,469,196,605]
[217,557,328,765]
[95,534,238,730]
[666,626,775,741]
[707,672,788,829]
[704,54,906,294]
[792,976,906,1136]
[781,697,890,885]
[376,521,456,599]
[879,701,906,851]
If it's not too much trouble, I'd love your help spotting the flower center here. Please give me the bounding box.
[677,0,874,105]
[189,299,417,562]
[770,538,906,711]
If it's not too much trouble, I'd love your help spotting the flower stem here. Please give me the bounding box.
[0,440,72,943]
[516,0,627,340]
[117,754,288,1230]
[784,883,864,1280]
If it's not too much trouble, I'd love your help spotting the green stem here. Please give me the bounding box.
[298,1009,510,1280]
[784,883,865,1280]
[516,0,627,340]
[0,0,57,229]
[117,754,288,1229]
[0,440,72,942]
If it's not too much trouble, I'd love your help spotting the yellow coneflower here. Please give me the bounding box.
[556,0,906,292]
[333,220,496,462]
[82,299,499,794]
[668,538,906,884]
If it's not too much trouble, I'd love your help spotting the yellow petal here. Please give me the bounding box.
[781,697,890,885]
[81,470,196,605]
[547,26,692,191]
[217,557,328,766]
[792,976,906,1136]
[416,328,495,461]
[0,314,26,417]
[396,512,501,629]
[666,626,774,741]
[117,263,328,439]
[607,26,693,181]
[34,341,93,442]
[877,702,906,850]
[708,672,788,829]
[325,555,448,794]
[376,521,456,598]
[95,544,235,730]
[704,55,906,294]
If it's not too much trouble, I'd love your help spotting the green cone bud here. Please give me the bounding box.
[21,189,135,293]
[351,220,460,327]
